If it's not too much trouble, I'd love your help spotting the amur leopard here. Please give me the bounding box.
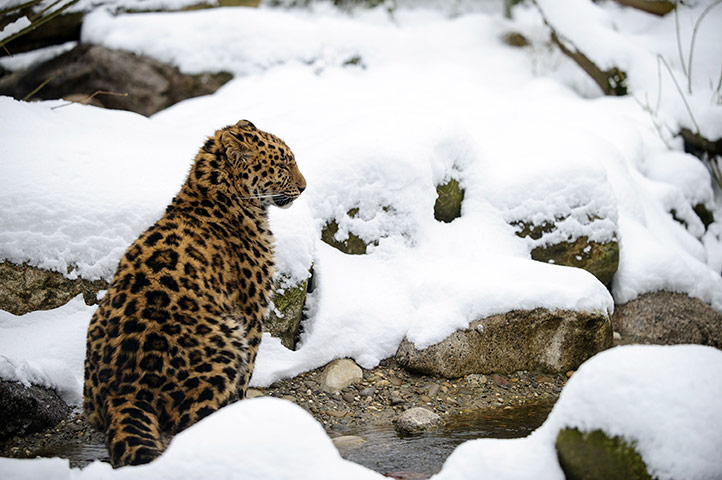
[83,120,306,467]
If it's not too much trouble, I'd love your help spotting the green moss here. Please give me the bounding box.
[556,428,652,480]
[530,236,619,287]
[321,209,369,255]
[265,276,311,350]
[434,178,464,223]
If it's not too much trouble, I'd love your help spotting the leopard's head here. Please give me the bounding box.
[220,120,306,209]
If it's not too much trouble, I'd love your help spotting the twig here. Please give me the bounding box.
[50,90,129,110]
[0,0,43,16]
[22,69,61,101]
[657,54,700,133]
[0,0,79,51]
[674,1,687,78]
[686,0,722,94]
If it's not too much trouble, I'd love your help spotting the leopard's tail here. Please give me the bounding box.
[105,397,164,468]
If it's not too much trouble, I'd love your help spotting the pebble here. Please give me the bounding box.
[332,435,367,449]
[395,407,442,433]
[419,395,432,403]
[492,374,511,388]
[342,392,355,403]
[389,376,403,386]
[360,387,375,397]
[320,358,363,393]
[428,384,440,397]
[389,391,405,405]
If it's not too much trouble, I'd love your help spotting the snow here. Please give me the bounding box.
[435,345,722,480]
[0,296,93,405]
[1,0,722,478]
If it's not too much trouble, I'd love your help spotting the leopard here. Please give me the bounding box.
[83,120,306,467]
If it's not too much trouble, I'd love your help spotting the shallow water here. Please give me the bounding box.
[335,401,555,479]
[24,401,553,475]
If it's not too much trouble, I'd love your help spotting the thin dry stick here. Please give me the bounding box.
[686,0,722,94]
[0,0,79,51]
[22,69,61,101]
[0,0,43,17]
[50,90,129,110]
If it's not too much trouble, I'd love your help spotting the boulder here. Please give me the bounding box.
[396,309,612,378]
[612,291,722,348]
[0,44,232,117]
[0,380,71,439]
[320,208,369,255]
[556,428,652,480]
[395,407,442,434]
[0,261,107,316]
[265,274,311,350]
[434,178,464,223]
[513,221,619,286]
[319,359,363,393]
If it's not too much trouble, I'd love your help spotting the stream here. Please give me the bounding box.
[335,401,555,478]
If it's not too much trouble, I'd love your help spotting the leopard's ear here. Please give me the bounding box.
[236,119,256,129]
[221,131,252,167]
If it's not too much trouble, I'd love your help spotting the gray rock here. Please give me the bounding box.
[396,309,612,378]
[0,44,232,117]
[0,261,107,316]
[395,407,441,434]
[0,380,70,439]
[319,359,363,393]
[612,291,722,348]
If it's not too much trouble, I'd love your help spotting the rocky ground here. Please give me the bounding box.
[0,357,570,468]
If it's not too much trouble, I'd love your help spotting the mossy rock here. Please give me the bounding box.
[556,428,652,480]
[0,261,108,316]
[321,208,369,255]
[266,275,311,350]
[434,178,464,223]
[513,220,619,287]
[531,236,619,287]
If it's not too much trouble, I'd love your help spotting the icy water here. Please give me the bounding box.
[335,401,555,479]
[27,401,553,476]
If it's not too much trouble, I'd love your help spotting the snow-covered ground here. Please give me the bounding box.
[1,0,722,478]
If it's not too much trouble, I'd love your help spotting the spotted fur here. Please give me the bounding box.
[83,120,306,467]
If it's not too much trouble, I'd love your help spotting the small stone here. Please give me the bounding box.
[566,371,575,378]
[613,331,622,341]
[492,374,511,389]
[360,387,375,397]
[428,384,440,397]
[389,391,405,405]
[280,395,297,402]
[342,392,355,403]
[320,359,363,393]
[420,395,432,403]
[389,376,403,386]
[332,435,367,449]
[395,407,442,434]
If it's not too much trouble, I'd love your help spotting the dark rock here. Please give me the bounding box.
[396,309,612,378]
[434,178,464,223]
[0,380,70,440]
[0,261,108,316]
[612,291,722,348]
[612,0,675,16]
[556,428,652,480]
[0,44,232,117]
